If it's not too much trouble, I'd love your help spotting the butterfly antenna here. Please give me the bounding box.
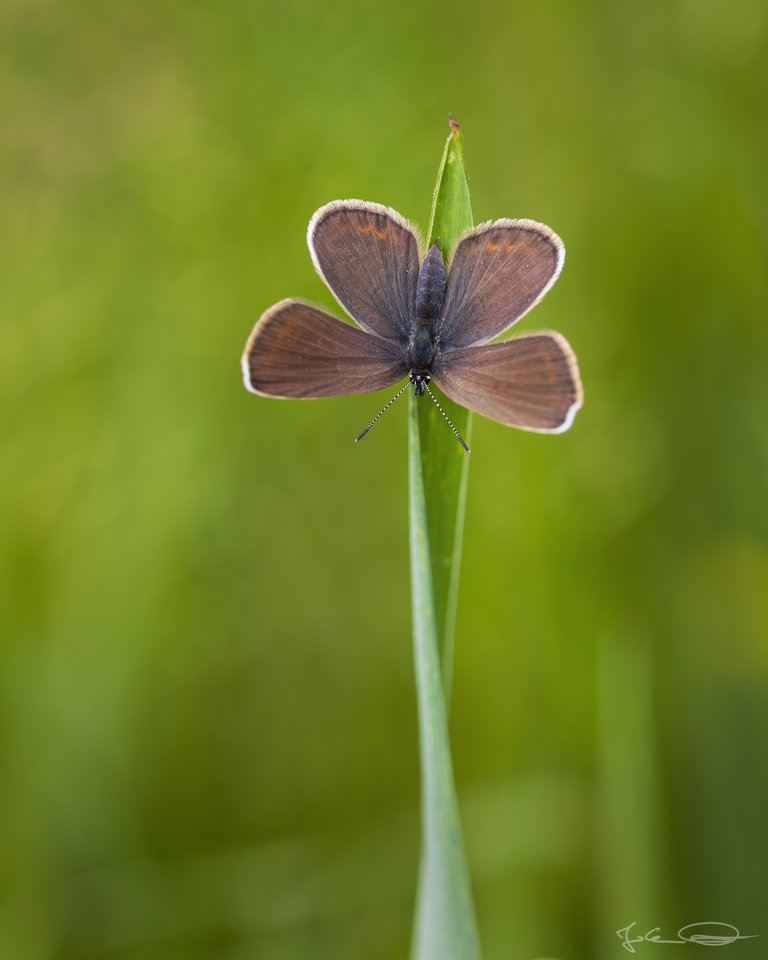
[355,381,410,443]
[424,383,470,453]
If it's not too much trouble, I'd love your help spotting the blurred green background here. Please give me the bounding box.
[2,1,767,958]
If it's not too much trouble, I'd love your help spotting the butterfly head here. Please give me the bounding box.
[409,371,431,397]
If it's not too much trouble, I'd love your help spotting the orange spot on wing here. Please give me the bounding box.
[485,240,502,253]
[358,225,372,235]
[505,242,518,252]
[374,227,389,240]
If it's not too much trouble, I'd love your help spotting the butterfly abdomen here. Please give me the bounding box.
[407,243,446,391]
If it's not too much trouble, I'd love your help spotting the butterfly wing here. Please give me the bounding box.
[435,333,583,433]
[242,299,408,398]
[436,219,564,348]
[308,200,422,341]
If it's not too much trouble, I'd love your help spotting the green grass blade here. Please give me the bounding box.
[409,121,480,960]
[418,121,474,688]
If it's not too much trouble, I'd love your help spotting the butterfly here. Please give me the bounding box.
[241,200,583,451]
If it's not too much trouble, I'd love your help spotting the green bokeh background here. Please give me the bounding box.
[2,2,767,958]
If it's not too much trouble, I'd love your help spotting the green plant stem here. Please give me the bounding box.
[409,121,480,960]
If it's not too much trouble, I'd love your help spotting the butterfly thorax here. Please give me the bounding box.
[407,242,446,395]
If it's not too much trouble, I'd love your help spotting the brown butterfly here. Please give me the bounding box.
[242,200,583,451]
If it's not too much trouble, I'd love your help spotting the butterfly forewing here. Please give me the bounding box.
[435,333,582,433]
[437,220,564,348]
[308,201,422,341]
[242,299,408,399]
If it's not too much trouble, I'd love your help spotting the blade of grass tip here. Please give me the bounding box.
[409,117,480,960]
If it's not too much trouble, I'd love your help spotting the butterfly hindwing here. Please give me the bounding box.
[435,332,582,433]
[242,299,408,399]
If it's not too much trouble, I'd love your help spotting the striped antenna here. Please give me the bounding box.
[355,381,410,443]
[424,383,470,453]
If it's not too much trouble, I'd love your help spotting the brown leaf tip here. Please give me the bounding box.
[448,113,461,136]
